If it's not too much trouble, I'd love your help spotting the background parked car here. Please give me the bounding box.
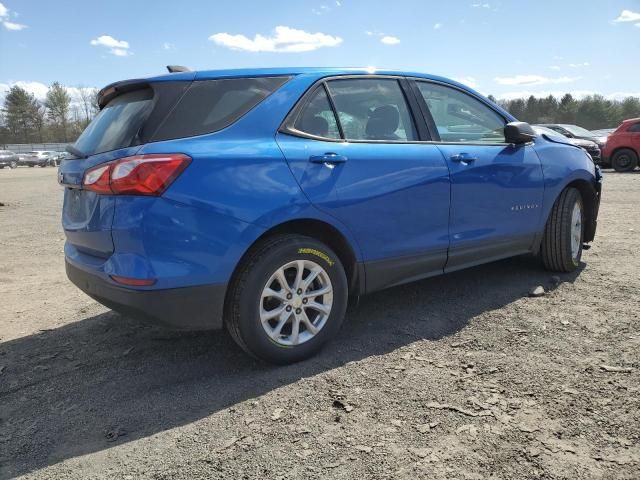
[533,125,602,163]
[538,123,606,151]
[21,151,57,167]
[602,118,640,172]
[49,151,68,166]
[0,150,19,169]
[591,128,616,138]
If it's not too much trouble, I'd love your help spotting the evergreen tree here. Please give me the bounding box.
[45,82,71,142]
[2,85,39,143]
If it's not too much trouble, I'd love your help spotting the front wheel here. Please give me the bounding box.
[611,149,638,172]
[541,187,584,272]
[226,235,348,364]
[9,161,17,169]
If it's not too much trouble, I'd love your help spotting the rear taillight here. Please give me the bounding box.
[83,154,191,196]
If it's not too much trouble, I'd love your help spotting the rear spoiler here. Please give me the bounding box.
[97,66,193,109]
[97,79,150,110]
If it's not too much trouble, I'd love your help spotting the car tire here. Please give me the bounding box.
[225,234,348,364]
[10,161,17,169]
[541,187,584,273]
[611,149,638,172]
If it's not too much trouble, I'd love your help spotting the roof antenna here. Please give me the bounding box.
[166,65,191,73]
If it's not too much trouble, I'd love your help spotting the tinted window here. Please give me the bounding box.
[74,88,155,156]
[629,123,640,133]
[417,82,506,143]
[154,76,290,141]
[325,79,417,141]
[292,87,340,139]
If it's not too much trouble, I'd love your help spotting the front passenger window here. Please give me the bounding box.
[416,82,506,143]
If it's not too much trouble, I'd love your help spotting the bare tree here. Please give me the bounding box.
[76,86,96,128]
[32,101,47,143]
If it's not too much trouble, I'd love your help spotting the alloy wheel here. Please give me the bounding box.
[259,259,333,347]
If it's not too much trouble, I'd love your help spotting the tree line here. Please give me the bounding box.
[0,83,99,145]
[2,84,640,145]
[490,94,640,130]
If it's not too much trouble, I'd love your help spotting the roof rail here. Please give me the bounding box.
[166,65,191,73]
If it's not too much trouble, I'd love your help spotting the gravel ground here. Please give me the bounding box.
[0,167,638,479]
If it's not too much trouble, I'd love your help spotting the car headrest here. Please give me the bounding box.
[301,115,329,138]
[366,105,400,139]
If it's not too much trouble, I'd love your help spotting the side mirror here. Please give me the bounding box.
[504,122,536,144]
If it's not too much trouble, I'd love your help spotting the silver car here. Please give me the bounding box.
[0,150,19,169]
[22,151,57,167]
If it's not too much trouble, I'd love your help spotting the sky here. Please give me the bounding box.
[0,0,639,104]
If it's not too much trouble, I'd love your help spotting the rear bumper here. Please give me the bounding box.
[66,259,227,330]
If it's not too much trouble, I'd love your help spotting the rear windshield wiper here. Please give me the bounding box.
[65,145,88,159]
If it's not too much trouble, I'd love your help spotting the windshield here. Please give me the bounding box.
[533,126,568,140]
[562,124,595,137]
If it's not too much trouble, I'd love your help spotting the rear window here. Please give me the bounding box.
[73,76,289,156]
[74,88,157,156]
[152,76,290,141]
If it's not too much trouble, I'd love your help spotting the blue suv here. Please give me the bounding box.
[60,68,602,363]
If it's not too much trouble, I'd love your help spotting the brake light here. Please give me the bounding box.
[83,154,191,196]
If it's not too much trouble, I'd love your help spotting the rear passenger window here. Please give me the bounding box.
[153,76,290,141]
[293,87,341,139]
[416,82,506,143]
[629,123,640,133]
[325,79,417,141]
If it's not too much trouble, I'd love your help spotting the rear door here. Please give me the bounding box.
[277,76,451,292]
[411,80,544,271]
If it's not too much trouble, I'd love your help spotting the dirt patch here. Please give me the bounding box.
[0,167,638,479]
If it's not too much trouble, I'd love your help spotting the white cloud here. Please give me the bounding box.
[110,48,130,57]
[614,10,640,23]
[494,75,581,86]
[312,4,331,15]
[336,0,341,5]
[453,76,478,89]
[568,62,589,68]
[90,35,132,56]
[163,42,175,50]
[3,20,25,30]
[90,35,129,49]
[209,26,342,53]
[550,66,561,71]
[0,2,27,30]
[472,3,491,8]
[433,23,442,29]
[380,35,400,45]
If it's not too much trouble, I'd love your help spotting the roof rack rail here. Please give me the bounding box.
[166,65,191,73]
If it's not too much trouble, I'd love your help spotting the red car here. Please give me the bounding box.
[602,118,640,172]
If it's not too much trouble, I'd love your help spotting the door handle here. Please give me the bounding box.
[450,153,477,164]
[309,153,348,164]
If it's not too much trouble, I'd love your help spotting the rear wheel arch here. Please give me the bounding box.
[609,147,638,172]
[225,219,361,309]
[610,146,638,159]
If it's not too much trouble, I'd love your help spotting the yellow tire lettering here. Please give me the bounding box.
[298,248,334,267]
